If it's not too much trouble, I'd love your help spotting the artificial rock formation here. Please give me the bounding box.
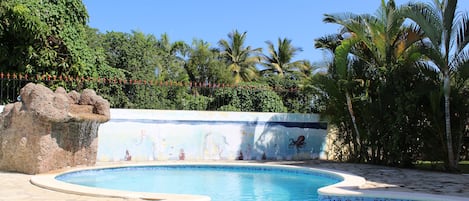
[0,83,110,174]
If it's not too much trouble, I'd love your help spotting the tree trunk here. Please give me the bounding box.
[345,91,361,159]
[443,73,457,171]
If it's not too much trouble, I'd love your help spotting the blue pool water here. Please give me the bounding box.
[56,165,342,201]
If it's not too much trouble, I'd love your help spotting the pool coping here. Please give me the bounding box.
[31,163,214,201]
[30,162,469,201]
[317,167,469,201]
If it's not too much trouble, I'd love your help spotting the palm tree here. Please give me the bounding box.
[183,39,231,85]
[315,33,364,158]
[402,0,469,170]
[260,38,304,78]
[324,0,424,73]
[297,60,316,79]
[218,30,261,83]
[155,33,189,81]
[320,0,425,160]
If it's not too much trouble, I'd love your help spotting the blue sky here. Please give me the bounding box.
[82,0,469,63]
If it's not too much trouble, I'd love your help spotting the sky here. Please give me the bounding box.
[82,0,469,63]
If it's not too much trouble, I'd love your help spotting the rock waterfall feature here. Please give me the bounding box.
[0,83,110,174]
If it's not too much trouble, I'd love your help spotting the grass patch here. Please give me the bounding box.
[414,161,469,173]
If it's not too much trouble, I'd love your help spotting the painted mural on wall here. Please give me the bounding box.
[97,109,328,162]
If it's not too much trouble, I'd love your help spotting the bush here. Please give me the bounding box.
[209,82,287,112]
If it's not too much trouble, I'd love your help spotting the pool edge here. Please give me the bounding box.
[316,168,469,201]
[30,163,212,201]
[30,162,469,201]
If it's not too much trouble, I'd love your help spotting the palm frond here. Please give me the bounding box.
[386,2,406,41]
[393,25,424,60]
[450,47,469,72]
[218,30,261,83]
[443,0,457,39]
[401,2,443,49]
[398,40,425,65]
[456,56,469,82]
[314,34,343,52]
[260,37,302,77]
[421,41,446,70]
[414,60,440,78]
[453,12,469,54]
[244,55,260,63]
[323,13,361,25]
[334,36,359,79]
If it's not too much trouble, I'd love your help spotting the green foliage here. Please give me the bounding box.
[0,0,467,174]
[0,0,95,77]
[83,27,129,107]
[401,0,469,171]
[309,0,469,171]
[154,34,188,82]
[94,65,130,108]
[177,93,212,111]
[255,89,288,112]
[218,30,261,83]
[0,1,308,113]
[260,38,304,77]
[0,0,48,70]
[99,31,186,108]
[183,39,232,85]
[217,104,241,112]
[0,1,465,109]
[259,75,312,113]
[101,31,160,80]
[209,82,287,112]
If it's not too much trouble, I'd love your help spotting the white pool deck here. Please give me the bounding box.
[1,160,468,201]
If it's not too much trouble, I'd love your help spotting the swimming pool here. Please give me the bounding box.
[32,162,466,201]
[54,164,341,201]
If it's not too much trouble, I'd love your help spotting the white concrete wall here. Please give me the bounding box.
[97,109,328,162]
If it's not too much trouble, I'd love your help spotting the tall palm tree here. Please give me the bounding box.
[218,30,261,83]
[315,33,364,158]
[320,0,425,160]
[402,0,469,170]
[260,38,304,78]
